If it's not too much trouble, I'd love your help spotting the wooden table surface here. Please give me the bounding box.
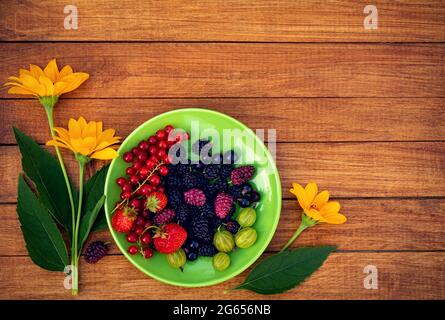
[0,0,444,300]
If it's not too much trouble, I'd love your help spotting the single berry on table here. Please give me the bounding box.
[84,241,108,264]
[128,245,139,255]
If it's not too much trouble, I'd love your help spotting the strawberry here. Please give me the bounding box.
[145,191,168,213]
[153,223,187,254]
[111,206,137,233]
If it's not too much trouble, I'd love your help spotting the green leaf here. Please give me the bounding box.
[17,175,69,271]
[13,127,73,237]
[233,246,336,294]
[77,165,109,254]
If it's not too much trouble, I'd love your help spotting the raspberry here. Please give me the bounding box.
[154,208,176,225]
[225,220,240,234]
[230,165,255,186]
[214,192,234,219]
[84,241,108,264]
[184,188,206,207]
[198,244,217,257]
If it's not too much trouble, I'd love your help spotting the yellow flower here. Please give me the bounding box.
[290,182,346,224]
[4,58,89,98]
[47,117,120,160]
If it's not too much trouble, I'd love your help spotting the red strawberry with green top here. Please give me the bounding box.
[145,191,168,213]
[153,223,187,254]
[111,206,137,233]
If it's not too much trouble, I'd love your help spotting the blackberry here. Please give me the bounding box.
[219,164,234,178]
[191,217,211,243]
[225,220,240,234]
[183,172,205,189]
[213,178,229,192]
[84,241,108,264]
[199,203,215,219]
[175,204,190,226]
[198,244,217,257]
[202,164,220,180]
[177,162,192,175]
[210,217,224,230]
[227,185,243,199]
[203,183,219,200]
[192,139,213,156]
[165,175,183,189]
[167,189,183,209]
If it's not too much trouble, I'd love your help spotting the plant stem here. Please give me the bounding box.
[279,213,317,253]
[72,159,86,295]
[42,101,76,239]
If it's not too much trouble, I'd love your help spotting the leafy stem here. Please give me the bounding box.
[280,213,318,253]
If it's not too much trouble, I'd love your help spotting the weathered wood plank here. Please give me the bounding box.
[0,253,443,299]
[1,43,444,98]
[1,199,444,256]
[1,0,444,42]
[2,98,445,144]
[2,142,444,203]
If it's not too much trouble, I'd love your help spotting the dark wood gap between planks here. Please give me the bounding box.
[1,41,445,44]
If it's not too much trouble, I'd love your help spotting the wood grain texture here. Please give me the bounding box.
[1,0,444,42]
[2,142,444,203]
[2,98,445,144]
[1,43,444,98]
[1,199,444,256]
[0,253,444,299]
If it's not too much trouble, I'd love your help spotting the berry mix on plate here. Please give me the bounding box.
[111,126,260,272]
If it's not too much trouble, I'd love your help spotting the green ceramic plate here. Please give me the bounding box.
[104,108,281,287]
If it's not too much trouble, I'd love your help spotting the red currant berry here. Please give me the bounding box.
[162,154,171,164]
[116,177,127,187]
[129,175,139,185]
[133,161,143,170]
[126,233,138,243]
[149,174,160,186]
[129,198,141,209]
[140,184,152,196]
[148,136,157,145]
[144,220,152,227]
[128,245,139,255]
[145,159,156,170]
[158,140,168,150]
[157,186,165,193]
[120,191,132,200]
[134,225,144,236]
[132,147,141,156]
[157,149,167,158]
[122,184,133,193]
[148,145,158,155]
[165,125,174,134]
[123,152,134,163]
[149,155,160,163]
[156,129,166,140]
[140,233,152,245]
[138,141,150,151]
[159,165,169,176]
[142,247,154,259]
[137,152,148,162]
[139,166,150,177]
[126,167,136,176]
[136,216,146,226]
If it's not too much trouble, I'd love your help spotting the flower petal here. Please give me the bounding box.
[319,201,341,217]
[59,65,73,79]
[53,81,67,95]
[29,64,45,79]
[68,118,82,140]
[305,182,318,204]
[39,76,55,96]
[290,182,310,210]
[322,212,347,224]
[82,120,97,139]
[313,190,329,210]
[53,127,71,142]
[59,72,89,95]
[7,86,38,96]
[81,136,97,155]
[44,59,59,83]
[304,208,326,223]
[90,147,119,160]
